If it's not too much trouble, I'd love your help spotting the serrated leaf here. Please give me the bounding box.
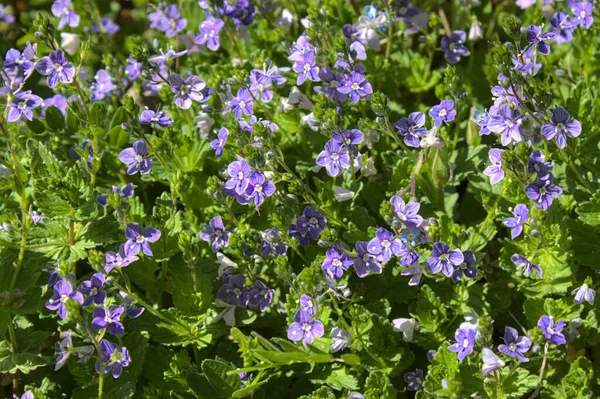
[201,359,239,398]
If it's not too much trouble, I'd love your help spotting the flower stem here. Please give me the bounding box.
[528,342,549,399]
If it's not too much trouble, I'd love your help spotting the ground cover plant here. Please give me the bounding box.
[0,0,599,397]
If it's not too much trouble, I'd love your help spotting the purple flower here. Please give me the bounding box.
[30,211,44,225]
[440,30,470,64]
[337,71,372,103]
[483,148,505,185]
[92,306,125,336]
[550,12,575,44]
[390,196,423,227]
[230,88,254,119]
[482,348,505,376]
[245,172,276,206]
[200,216,230,252]
[89,69,117,102]
[448,327,476,361]
[332,129,364,153]
[513,46,541,77]
[162,5,187,37]
[55,332,72,370]
[116,291,145,319]
[541,107,581,149]
[427,242,464,277]
[4,42,37,77]
[526,25,554,55]
[225,159,252,194]
[572,2,593,29]
[528,150,554,180]
[367,228,402,263]
[149,48,188,66]
[395,112,428,147]
[498,326,531,362]
[404,369,424,391]
[140,109,172,128]
[125,57,142,80]
[92,18,120,34]
[210,127,229,158]
[502,204,529,240]
[293,52,320,85]
[397,240,420,266]
[45,279,83,319]
[537,315,566,345]
[429,100,456,127]
[316,67,347,102]
[300,294,316,315]
[0,5,15,23]
[511,254,543,278]
[261,228,288,257]
[223,0,255,27]
[321,247,353,280]
[287,309,325,345]
[96,339,130,378]
[42,94,68,117]
[170,74,207,109]
[78,273,107,307]
[249,70,273,102]
[51,0,80,29]
[105,244,139,273]
[247,281,273,311]
[124,222,161,256]
[451,250,477,282]
[572,284,595,305]
[401,262,423,286]
[217,274,248,307]
[7,91,42,123]
[487,104,523,146]
[316,139,351,177]
[295,206,327,241]
[195,18,225,51]
[118,140,153,175]
[353,241,382,278]
[526,177,562,211]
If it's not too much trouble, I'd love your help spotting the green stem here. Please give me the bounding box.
[7,319,19,393]
[528,342,549,399]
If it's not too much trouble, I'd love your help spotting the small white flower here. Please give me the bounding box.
[481,347,504,376]
[287,86,313,110]
[420,127,446,148]
[468,21,483,41]
[331,327,352,353]
[216,253,237,276]
[572,283,595,305]
[60,33,80,55]
[363,157,377,176]
[215,299,236,326]
[348,393,365,399]
[302,113,320,131]
[276,9,294,29]
[392,318,416,342]
[334,186,354,202]
[195,112,214,139]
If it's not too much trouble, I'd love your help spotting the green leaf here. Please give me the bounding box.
[108,125,130,148]
[45,106,65,130]
[364,370,397,399]
[26,118,45,134]
[109,107,128,130]
[576,191,600,226]
[0,340,51,374]
[411,285,447,333]
[201,359,240,398]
